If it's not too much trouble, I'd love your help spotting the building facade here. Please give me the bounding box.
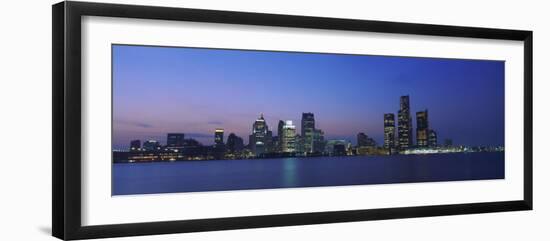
[281,120,296,152]
[312,129,326,153]
[416,110,429,147]
[226,133,244,153]
[357,132,368,147]
[384,113,396,151]
[397,95,413,150]
[249,113,270,156]
[143,140,160,151]
[166,133,185,148]
[277,120,285,152]
[428,130,438,147]
[214,128,224,145]
[301,112,315,153]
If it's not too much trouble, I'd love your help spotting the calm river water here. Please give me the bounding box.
[112,152,504,195]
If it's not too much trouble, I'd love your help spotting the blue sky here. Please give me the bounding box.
[112,44,504,149]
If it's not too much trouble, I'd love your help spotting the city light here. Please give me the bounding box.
[113,95,504,163]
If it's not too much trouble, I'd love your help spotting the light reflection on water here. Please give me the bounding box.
[113,152,504,195]
[282,158,298,187]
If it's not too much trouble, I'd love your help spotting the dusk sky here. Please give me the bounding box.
[112,44,504,149]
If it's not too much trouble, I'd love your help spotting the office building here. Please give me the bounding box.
[281,120,296,152]
[143,140,160,151]
[226,133,244,153]
[250,113,269,155]
[397,96,413,150]
[384,113,396,151]
[428,130,438,147]
[357,132,368,147]
[166,133,185,148]
[301,112,315,153]
[277,120,285,152]
[312,129,326,153]
[214,128,224,145]
[416,110,429,147]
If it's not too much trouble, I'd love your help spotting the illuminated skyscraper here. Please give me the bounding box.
[167,133,185,148]
[214,128,224,145]
[281,120,296,153]
[301,113,315,153]
[249,113,269,155]
[416,110,429,147]
[384,113,396,151]
[428,130,438,147]
[397,96,413,150]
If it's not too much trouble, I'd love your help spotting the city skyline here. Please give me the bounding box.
[113,45,504,149]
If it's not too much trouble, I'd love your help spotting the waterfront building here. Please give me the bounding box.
[428,130,438,147]
[416,110,429,147]
[312,129,326,153]
[384,113,396,152]
[226,133,244,153]
[143,140,160,151]
[357,133,375,147]
[333,144,347,156]
[265,130,274,152]
[281,120,296,152]
[397,95,413,150]
[301,112,315,153]
[295,134,304,154]
[277,120,285,152]
[214,128,224,145]
[271,136,279,152]
[130,139,141,152]
[166,133,185,148]
[250,113,270,156]
[325,139,351,156]
[357,132,368,147]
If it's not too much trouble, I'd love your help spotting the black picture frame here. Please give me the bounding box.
[52,1,533,240]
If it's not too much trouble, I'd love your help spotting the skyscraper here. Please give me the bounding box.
[277,120,285,152]
[265,130,274,152]
[384,113,396,151]
[397,96,413,150]
[226,133,244,153]
[250,113,269,155]
[301,113,315,153]
[416,110,429,147]
[214,128,224,145]
[312,129,325,153]
[428,130,438,147]
[167,133,185,148]
[281,120,296,153]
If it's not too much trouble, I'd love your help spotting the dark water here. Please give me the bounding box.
[112,152,504,195]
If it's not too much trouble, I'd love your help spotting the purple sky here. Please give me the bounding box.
[112,44,504,149]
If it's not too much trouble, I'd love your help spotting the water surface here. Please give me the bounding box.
[112,152,504,195]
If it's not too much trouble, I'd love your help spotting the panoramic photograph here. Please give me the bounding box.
[111,44,505,196]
